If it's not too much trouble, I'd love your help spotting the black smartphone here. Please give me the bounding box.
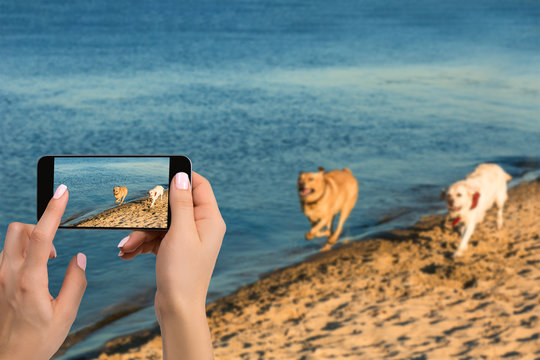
[37,155,191,230]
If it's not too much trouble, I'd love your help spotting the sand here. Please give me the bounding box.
[74,191,169,229]
[85,179,539,360]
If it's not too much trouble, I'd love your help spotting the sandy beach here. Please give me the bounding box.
[84,179,539,359]
[74,191,169,229]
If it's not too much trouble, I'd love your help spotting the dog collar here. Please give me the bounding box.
[451,217,461,227]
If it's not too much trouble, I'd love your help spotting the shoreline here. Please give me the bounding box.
[71,191,169,229]
[61,179,539,359]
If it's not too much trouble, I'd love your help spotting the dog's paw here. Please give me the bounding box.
[327,234,338,245]
[320,244,332,252]
[453,249,466,258]
[305,231,315,241]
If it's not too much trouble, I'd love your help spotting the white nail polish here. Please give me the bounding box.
[175,172,190,190]
[117,236,129,248]
[53,184,67,199]
[76,253,87,270]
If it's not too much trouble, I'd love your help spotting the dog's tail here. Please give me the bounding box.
[505,172,512,182]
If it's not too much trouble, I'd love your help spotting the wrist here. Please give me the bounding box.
[155,292,206,322]
[156,294,214,360]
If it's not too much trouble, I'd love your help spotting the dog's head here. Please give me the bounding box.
[148,190,156,198]
[443,181,480,215]
[298,167,325,202]
[113,187,123,197]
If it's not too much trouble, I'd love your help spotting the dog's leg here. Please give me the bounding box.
[306,219,328,241]
[315,216,333,238]
[495,192,507,229]
[326,215,334,237]
[454,222,475,257]
[320,216,335,251]
[496,206,503,229]
[326,208,353,248]
[323,194,357,251]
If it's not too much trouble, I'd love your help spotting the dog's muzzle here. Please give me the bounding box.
[298,187,314,197]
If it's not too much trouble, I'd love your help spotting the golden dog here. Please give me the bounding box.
[298,167,358,251]
[113,186,128,206]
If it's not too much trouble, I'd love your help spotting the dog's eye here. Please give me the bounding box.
[457,193,462,197]
[308,177,314,181]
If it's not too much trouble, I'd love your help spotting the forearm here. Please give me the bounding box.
[159,302,214,360]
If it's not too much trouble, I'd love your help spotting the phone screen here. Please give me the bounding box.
[37,155,191,230]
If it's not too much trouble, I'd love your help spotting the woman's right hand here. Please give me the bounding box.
[117,171,225,360]
[0,185,87,360]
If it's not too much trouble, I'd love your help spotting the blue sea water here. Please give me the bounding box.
[0,0,539,358]
[53,157,169,226]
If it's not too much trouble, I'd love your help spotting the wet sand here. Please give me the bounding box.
[87,180,539,359]
[74,191,169,229]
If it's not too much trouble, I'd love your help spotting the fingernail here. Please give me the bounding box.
[118,250,124,257]
[77,253,87,270]
[53,184,67,199]
[117,236,129,248]
[175,172,190,190]
[52,244,57,258]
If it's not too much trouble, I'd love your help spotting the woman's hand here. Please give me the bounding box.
[118,172,225,360]
[0,185,87,360]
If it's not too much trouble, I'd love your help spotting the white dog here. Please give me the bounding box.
[148,185,165,208]
[442,164,512,257]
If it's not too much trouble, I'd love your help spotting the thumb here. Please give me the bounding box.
[55,253,87,322]
[169,172,196,234]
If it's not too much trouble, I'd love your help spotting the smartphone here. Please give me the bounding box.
[37,155,191,230]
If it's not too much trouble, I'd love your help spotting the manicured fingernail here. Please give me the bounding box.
[118,250,124,257]
[175,172,190,190]
[77,253,87,270]
[53,184,67,199]
[117,236,129,248]
[52,244,57,258]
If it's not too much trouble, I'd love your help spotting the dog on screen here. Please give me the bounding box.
[441,163,511,257]
[148,185,165,208]
[113,186,128,206]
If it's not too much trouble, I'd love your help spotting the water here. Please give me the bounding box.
[0,0,539,358]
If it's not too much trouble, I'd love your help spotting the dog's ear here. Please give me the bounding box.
[318,166,325,173]
[464,183,481,209]
[439,188,447,201]
[470,192,480,210]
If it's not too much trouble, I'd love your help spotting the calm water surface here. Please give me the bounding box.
[0,0,539,358]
